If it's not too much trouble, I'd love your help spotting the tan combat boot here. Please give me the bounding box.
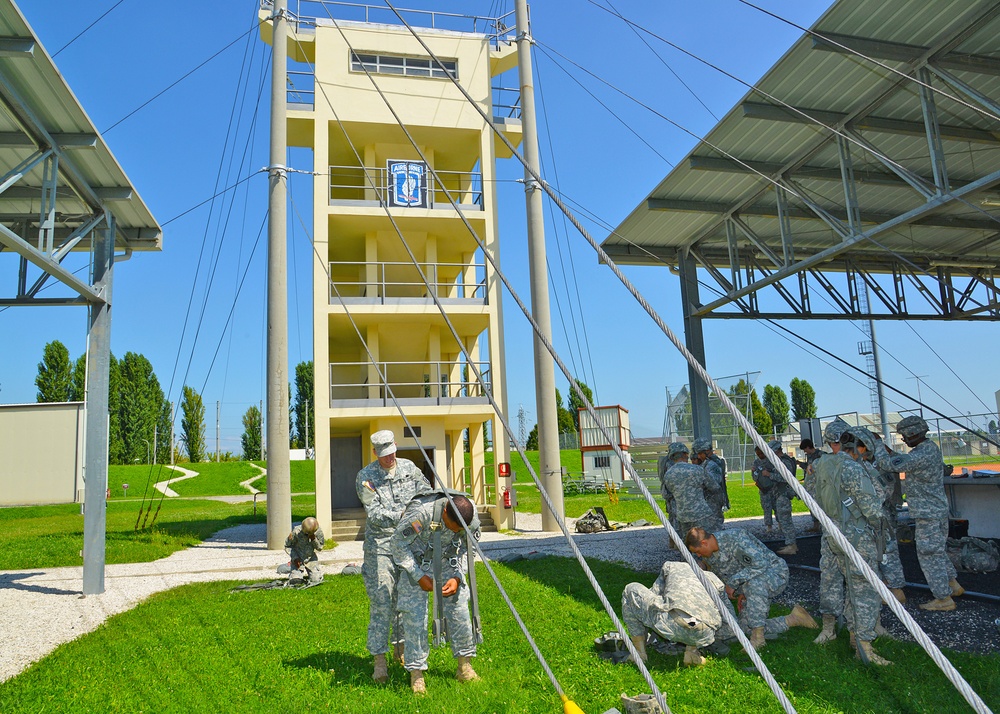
[919,596,956,611]
[889,588,906,604]
[776,543,798,555]
[455,656,479,682]
[749,627,766,650]
[410,669,427,694]
[629,635,648,663]
[813,614,837,644]
[683,645,706,666]
[856,640,892,666]
[950,579,965,597]
[874,616,892,639]
[785,604,819,629]
[372,654,388,684]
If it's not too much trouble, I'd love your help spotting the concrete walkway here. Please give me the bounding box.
[152,465,198,497]
[239,463,266,495]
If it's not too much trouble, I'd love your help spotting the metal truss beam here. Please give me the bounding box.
[0,221,105,303]
[741,101,999,144]
[688,247,999,321]
[647,197,998,232]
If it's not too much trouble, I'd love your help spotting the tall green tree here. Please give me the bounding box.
[241,405,263,460]
[107,355,125,464]
[35,340,73,402]
[155,398,172,464]
[762,384,790,433]
[555,388,575,435]
[293,360,314,449]
[116,353,166,464]
[729,379,772,439]
[566,379,594,433]
[790,378,818,420]
[181,385,206,463]
[69,353,87,402]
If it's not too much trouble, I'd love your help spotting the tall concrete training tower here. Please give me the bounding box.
[261,2,522,537]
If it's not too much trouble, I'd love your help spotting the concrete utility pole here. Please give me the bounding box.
[170,401,175,466]
[216,400,221,462]
[515,0,563,531]
[266,0,292,548]
[869,321,890,439]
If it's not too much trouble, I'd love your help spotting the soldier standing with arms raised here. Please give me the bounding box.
[356,430,434,683]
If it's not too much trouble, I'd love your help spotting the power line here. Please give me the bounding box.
[53,0,129,58]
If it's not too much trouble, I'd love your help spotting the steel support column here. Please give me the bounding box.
[918,68,949,193]
[678,251,711,441]
[82,214,113,595]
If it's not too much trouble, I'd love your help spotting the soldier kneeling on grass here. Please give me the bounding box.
[686,526,818,650]
[280,516,324,584]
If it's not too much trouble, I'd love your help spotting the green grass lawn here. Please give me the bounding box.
[0,494,318,570]
[512,479,810,522]
[1,556,995,713]
[170,461,264,497]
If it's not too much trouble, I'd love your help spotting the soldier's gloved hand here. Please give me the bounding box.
[417,575,434,592]
[441,577,460,597]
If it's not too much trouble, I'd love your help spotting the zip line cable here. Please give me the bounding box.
[103,24,259,134]
[341,8,800,711]
[385,10,994,710]
[535,52,601,399]
[533,38,999,317]
[901,321,997,414]
[583,0,1000,249]
[53,0,128,58]
[299,19,661,712]
[160,172,263,228]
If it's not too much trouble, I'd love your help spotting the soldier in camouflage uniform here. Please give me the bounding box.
[761,440,798,554]
[686,527,817,649]
[390,492,480,694]
[356,430,434,683]
[283,516,324,583]
[660,442,721,535]
[836,427,893,665]
[871,442,906,605]
[798,439,823,532]
[809,417,854,645]
[692,437,729,526]
[657,451,678,534]
[877,416,963,611]
[751,446,776,530]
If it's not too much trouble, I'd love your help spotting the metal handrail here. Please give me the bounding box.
[329,360,492,402]
[284,2,516,47]
[328,164,483,208]
[287,70,315,105]
[492,86,522,120]
[328,260,486,300]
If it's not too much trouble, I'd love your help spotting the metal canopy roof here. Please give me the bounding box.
[0,0,160,257]
[604,0,1000,320]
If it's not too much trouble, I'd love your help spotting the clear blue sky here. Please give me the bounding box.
[3,0,998,455]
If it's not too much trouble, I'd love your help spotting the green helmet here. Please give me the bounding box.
[767,439,782,452]
[301,517,319,535]
[841,427,877,454]
[823,417,850,444]
[692,437,713,453]
[896,415,929,439]
[667,442,690,459]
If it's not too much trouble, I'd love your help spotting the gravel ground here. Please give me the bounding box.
[1,511,995,684]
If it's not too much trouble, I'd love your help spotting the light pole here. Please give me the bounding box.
[908,375,928,417]
[142,439,150,465]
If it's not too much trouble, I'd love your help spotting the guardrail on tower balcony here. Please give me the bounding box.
[329,360,492,406]
[328,260,487,302]
[328,164,483,209]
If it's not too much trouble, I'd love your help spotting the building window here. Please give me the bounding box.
[403,426,422,438]
[350,51,458,80]
[594,455,611,468]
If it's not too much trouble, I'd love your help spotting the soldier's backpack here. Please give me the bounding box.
[946,536,1000,573]
[811,455,844,520]
[575,506,611,533]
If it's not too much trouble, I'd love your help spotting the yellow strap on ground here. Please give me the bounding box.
[561,694,586,714]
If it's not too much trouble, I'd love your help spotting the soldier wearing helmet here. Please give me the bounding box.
[283,516,325,584]
[660,441,721,536]
[809,416,852,645]
[758,440,799,555]
[834,427,894,666]
[691,437,729,525]
[875,416,963,611]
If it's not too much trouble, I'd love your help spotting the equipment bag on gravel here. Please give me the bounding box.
[946,536,1000,573]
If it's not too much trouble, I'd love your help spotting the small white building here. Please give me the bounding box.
[578,405,631,484]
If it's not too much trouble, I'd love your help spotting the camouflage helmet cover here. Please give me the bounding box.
[823,417,851,444]
[767,439,782,452]
[896,415,929,438]
[692,437,713,453]
[841,426,877,453]
[667,442,690,459]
